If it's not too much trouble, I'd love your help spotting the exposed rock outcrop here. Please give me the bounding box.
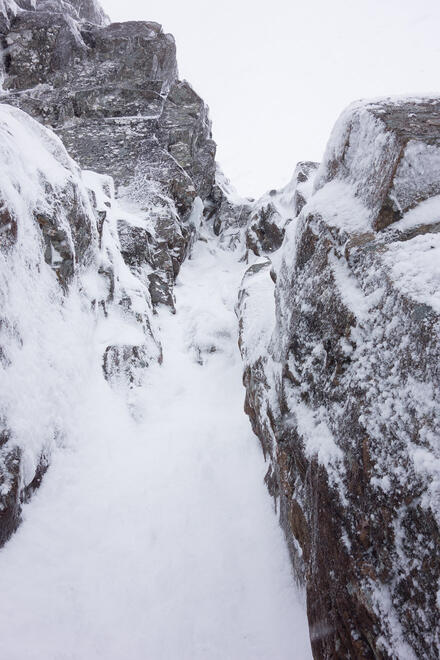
[0,1,216,309]
[237,97,440,659]
[207,165,319,256]
[203,168,253,249]
[0,0,108,34]
[0,0,219,550]
[245,164,318,256]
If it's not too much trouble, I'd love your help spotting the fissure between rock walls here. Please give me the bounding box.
[0,2,440,659]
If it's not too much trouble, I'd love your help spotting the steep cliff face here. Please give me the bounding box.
[0,0,215,309]
[237,97,440,658]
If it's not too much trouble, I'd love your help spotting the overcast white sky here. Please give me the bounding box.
[100,0,440,198]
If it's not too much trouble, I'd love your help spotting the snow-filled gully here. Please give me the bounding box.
[0,237,311,660]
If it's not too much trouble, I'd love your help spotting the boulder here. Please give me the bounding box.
[314,97,440,230]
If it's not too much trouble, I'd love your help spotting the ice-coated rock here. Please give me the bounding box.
[292,160,319,215]
[0,0,219,547]
[245,166,319,255]
[209,164,319,257]
[2,0,440,655]
[36,0,109,25]
[315,96,440,230]
[0,0,108,33]
[237,97,440,659]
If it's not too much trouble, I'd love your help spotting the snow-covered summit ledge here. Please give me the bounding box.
[313,95,440,231]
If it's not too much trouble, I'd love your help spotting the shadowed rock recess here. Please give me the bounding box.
[0,1,439,657]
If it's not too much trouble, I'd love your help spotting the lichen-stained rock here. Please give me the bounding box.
[238,97,440,659]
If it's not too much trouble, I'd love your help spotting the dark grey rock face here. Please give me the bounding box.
[0,0,108,33]
[0,427,48,548]
[1,4,217,309]
[204,170,253,240]
[246,202,286,254]
[36,0,109,25]
[237,99,440,659]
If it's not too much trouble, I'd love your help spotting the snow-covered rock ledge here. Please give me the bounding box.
[237,96,440,659]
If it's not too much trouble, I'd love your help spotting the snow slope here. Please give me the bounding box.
[0,234,311,659]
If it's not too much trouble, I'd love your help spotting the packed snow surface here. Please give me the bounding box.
[0,235,311,659]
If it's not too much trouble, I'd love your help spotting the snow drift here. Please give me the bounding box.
[0,103,161,543]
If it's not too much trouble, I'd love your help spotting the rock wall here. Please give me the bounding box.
[237,98,440,659]
[0,0,216,309]
[1,1,440,656]
[0,103,162,546]
[0,0,217,546]
[0,0,219,545]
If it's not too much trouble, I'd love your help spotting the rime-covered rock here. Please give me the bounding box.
[0,0,107,34]
[292,160,319,216]
[0,104,160,547]
[204,169,253,248]
[0,1,216,309]
[0,0,219,546]
[210,165,318,256]
[244,172,308,255]
[314,97,440,230]
[36,0,109,25]
[237,97,440,659]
